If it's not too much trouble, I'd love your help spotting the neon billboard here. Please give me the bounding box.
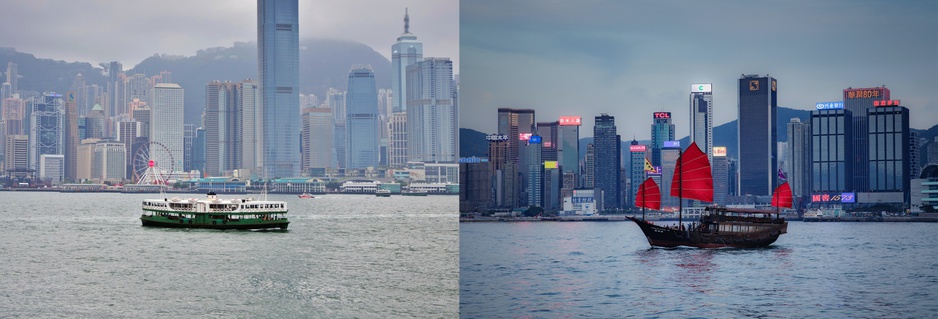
[559,116,582,126]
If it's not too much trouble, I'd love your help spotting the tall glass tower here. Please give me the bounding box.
[650,112,675,166]
[737,74,777,196]
[392,9,423,114]
[258,0,299,178]
[690,83,713,164]
[345,66,379,169]
[593,114,621,210]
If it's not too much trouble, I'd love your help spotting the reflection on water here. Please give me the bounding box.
[461,221,938,318]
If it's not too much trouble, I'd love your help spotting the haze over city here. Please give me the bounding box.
[460,0,937,138]
[0,0,459,72]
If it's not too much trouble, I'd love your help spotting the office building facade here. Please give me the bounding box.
[737,74,777,196]
[258,0,300,178]
[406,58,456,163]
[345,66,379,169]
[811,109,852,193]
[150,83,184,173]
[690,83,713,164]
[593,114,621,210]
[650,112,674,167]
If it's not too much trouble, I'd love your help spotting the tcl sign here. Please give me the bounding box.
[653,112,671,119]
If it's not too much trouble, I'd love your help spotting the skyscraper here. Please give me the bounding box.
[593,114,621,210]
[526,135,543,207]
[406,58,456,163]
[867,105,910,202]
[628,140,647,208]
[557,116,580,175]
[811,109,852,194]
[204,81,226,176]
[346,66,379,169]
[258,0,299,178]
[497,108,535,208]
[150,83,184,173]
[64,92,79,182]
[536,121,559,162]
[391,9,423,114]
[712,147,729,205]
[737,74,777,196]
[238,81,260,173]
[786,118,812,205]
[843,86,890,193]
[28,93,64,171]
[301,107,333,171]
[690,83,713,164]
[328,89,347,169]
[650,112,674,166]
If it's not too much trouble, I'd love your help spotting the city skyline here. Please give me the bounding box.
[460,0,938,138]
[0,0,459,73]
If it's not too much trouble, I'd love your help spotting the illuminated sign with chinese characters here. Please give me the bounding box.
[519,133,532,141]
[559,116,582,126]
[663,140,680,148]
[845,89,881,99]
[529,135,542,144]
[653,112,671,119]
[630,145,647,152]
[815,101,844,110]
[712,147,727,157]
[811,192,856,203]
[647,166,662,176]
[873,100,901,107]
[486,134,509,141]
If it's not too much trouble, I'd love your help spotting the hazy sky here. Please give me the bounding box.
[0,0,458,72]
[460,0,938,138]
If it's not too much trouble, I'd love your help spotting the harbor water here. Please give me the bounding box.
[460,221,938,318]
[0,192,458,318]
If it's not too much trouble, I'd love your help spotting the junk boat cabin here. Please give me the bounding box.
[140,192,289,230]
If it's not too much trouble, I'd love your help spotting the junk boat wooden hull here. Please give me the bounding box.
[629,141,790,248]
[140,192,289,230]
[627,210,787,248]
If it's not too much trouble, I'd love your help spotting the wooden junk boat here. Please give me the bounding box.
[627,142,789,248]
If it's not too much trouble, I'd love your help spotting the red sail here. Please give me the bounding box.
[670,141,713,203]
[635,178,661,210]
[772,182,793,208]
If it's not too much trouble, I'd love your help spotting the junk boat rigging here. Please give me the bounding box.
[627,141,788,248]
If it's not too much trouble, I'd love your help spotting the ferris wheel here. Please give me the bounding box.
[132,141,175,184]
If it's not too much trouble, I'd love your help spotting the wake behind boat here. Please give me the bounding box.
[140,192,289,230]
[629,141,789,248]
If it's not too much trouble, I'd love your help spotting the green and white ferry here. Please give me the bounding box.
[140,192,289,230]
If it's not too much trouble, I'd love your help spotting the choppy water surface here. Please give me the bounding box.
[0,192,457,318]
[460,221,938,318]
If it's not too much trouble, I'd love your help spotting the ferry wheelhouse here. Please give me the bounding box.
[140,192,289,230]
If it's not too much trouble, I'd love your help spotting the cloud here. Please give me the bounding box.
[0,0,458,72]
[460,0,938,138]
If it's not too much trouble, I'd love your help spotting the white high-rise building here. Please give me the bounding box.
[406,58,455,163]
[391,9,423,114]
[690,83,713,164]
[150,83,184,173]
[302,107,334,170]
[391,9,424,167]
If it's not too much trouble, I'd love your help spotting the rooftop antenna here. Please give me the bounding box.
[404,8,410,34]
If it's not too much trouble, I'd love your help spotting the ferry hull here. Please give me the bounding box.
[140,216,289,230]
[626,216,786,249]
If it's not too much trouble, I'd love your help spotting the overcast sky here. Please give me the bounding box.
[0,0,458,72]
[460,0,938,138]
